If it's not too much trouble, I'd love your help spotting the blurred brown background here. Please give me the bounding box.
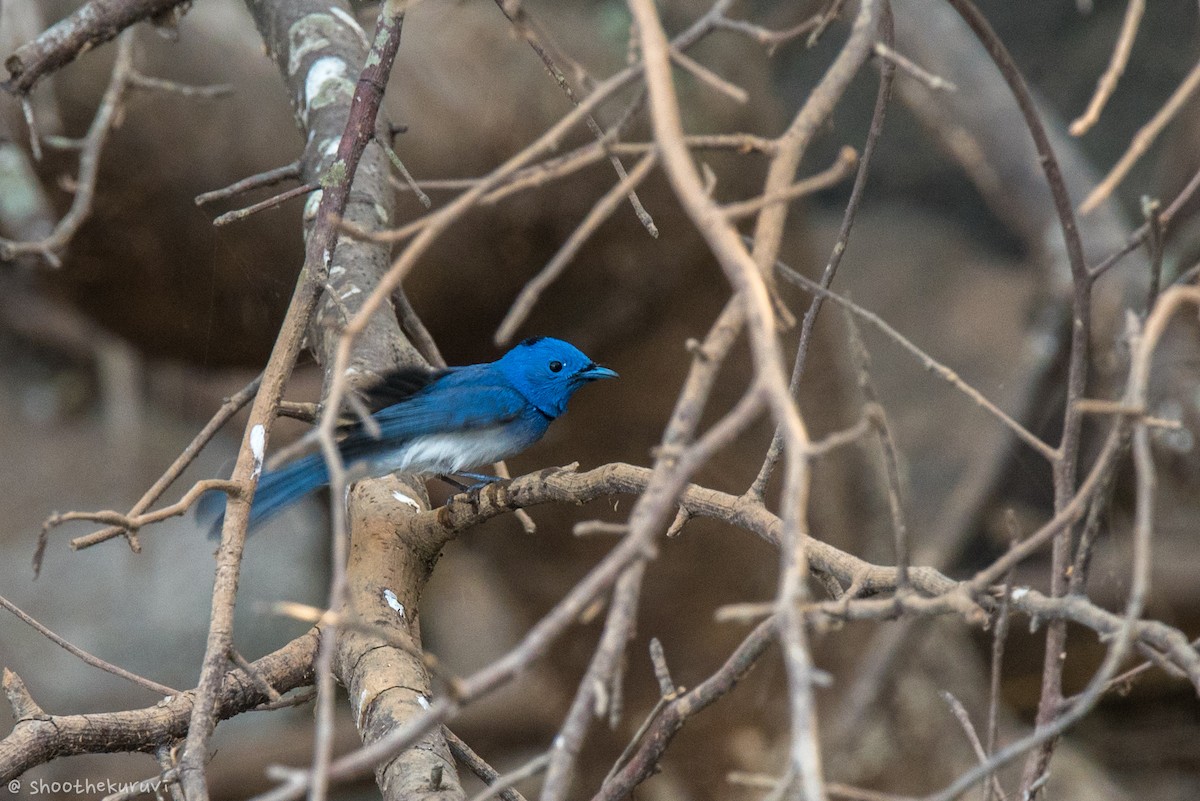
[2,0,1200,799]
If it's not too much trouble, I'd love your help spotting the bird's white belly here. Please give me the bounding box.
[357,425,534,477]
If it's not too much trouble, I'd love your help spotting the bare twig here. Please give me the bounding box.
[0,32,136,265]
[40,374,260,563]
[491,0,658,237]
[749,3,895,498]
[669,46,748,104]
[3,0,189,93]
[873,42,957,92]
[0,594,178,697]
[195,163,302,206]
[212,182,319,226]
[721,146,857,220]
[443,728,528,801]
[1079,56,1200,214]
[495,151,658,344]
[1069,0,1145,136]
[128,72,234,98]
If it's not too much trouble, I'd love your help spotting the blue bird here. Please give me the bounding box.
[198,336,617,536]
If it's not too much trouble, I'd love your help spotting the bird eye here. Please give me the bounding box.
[549,360,563,373]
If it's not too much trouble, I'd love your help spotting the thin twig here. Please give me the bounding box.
[492,0,658,237]
[1079,56,1200,214]
[212,182,319,227]
[669,46,748,103]
[721,146,857,220]
[772,258,1058,462]
[128,72,234,98]
[873,42,957,92]
[0,32,137,266]
[195,163,302,206]
[443,728,528,801]
[48,374,260,563]
[495,151,658,344]
[376,136,431,208]
[0,594,179,697]
[749,3,894,497]
[466,753,549,801]
[1069,0,1145,136]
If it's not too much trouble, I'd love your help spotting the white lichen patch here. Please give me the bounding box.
[416,695,431,710]
[250,424,266,478]
[339,285,361,300]
[391,490,420,510]
[320,137,340,158]
[330,7,369,49]
[356,688,369,728]
[382,589,405,618]
[303,189,323,222]
[286,14,335,76]
[305,56,353,115]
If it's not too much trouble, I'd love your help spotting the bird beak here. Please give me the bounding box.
[579,364,618,381]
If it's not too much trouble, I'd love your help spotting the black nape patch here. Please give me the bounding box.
[518,336,546,348]
[358,367,448,411]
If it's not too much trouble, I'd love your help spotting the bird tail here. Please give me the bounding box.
[196,454,330,539]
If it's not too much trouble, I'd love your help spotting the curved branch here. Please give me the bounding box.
[3,0,189,94]
[0,630,319,780]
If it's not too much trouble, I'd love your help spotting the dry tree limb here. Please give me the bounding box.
[629,0,888,795]
[42,478,240,544]
[0,630,320,780]
[540,563,645,801]
[750,3,895,499]
[331,477,462,801]
[176,2,412,798]
[7,447,1200,786]
[2,0,190,94]
[593,618,777,801]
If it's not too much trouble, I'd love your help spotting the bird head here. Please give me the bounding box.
[499,336,618,418]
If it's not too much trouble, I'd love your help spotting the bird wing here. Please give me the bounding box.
[339,379,531,460]
[357,366,454,412]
